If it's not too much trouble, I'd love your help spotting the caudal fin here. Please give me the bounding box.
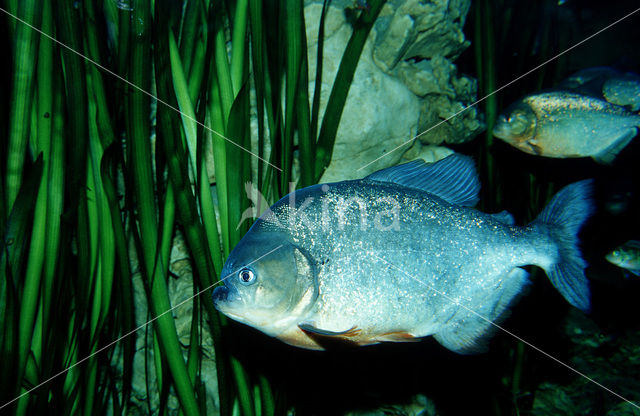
[533,180,594,312]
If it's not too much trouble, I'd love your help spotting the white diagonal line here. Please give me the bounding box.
[0,6,281,172]
[372,253,639,410]
[0,245,283,410]
[358,7,640,172]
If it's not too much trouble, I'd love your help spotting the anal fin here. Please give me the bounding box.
[298,323,361,338]
[434,267,530,354]
[593,128,636,164]
[376,331,421,343]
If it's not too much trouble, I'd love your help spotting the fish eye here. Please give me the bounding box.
[505,111,530,135]
[237,268,256,285]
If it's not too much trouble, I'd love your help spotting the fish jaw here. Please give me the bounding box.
[212,284,242,311]
[212,285,256,326]
[214,296,300,338]
[212,284,277,333]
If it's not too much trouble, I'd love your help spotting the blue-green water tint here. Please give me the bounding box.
[1,0,640,415]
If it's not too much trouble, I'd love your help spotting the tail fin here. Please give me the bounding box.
[533,180,594,312]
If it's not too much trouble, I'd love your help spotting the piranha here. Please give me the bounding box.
[603,73,640,112]
[559,66,622,97]
[493,91,640,164]
[606,240,640,277]
[212,154,593,353]
[560,67,640,112]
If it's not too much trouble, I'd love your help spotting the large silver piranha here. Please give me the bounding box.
[212,154,593,353]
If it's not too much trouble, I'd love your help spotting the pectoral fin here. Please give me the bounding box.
[298,323,361,338]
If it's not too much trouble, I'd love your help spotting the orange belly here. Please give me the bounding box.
[276,326,418,350]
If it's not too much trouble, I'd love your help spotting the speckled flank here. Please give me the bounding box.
[250,179,553,347]
[213,157,592,352]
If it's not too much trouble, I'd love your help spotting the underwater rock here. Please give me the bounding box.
[396,60,445,97]
[303,0,482,182]
[396,56,478,101]
[305,3,420,182]
[531,382,585,416]
[371,5,415,72]
[373,1,483,148]
[397,57,458,98]
[373,0,471,71]
[417,94,484,145]
[396,56,484,145]
[401,141,454,163]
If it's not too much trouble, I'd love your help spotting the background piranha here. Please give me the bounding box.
[212,154,593,353]
[493,91,640,163]
[559,66,640,111]
[606,240,640,276]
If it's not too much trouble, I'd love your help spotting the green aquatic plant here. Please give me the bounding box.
[0,0,386,414]
[473,0,500,213]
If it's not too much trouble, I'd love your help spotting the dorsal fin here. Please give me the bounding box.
[364,153,480,206]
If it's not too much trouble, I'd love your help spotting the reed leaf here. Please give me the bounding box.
[282,0,304,193]
[5,0,41,212]
[474,0,498,210]
[100,145,136,412]
[127,1,200,415]
[14,0,52,401]
[180,0,202,76]
[154,10,232,413]
[38,59,64,401]
[1,156,42,411]
[230,0,249,95]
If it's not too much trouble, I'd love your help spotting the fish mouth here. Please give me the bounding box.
[212,285,244,312]
[492,116,512,139]
[212,285,230,302]
[211,292,271,330]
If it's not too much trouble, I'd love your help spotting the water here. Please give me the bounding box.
[0,0,638,415]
